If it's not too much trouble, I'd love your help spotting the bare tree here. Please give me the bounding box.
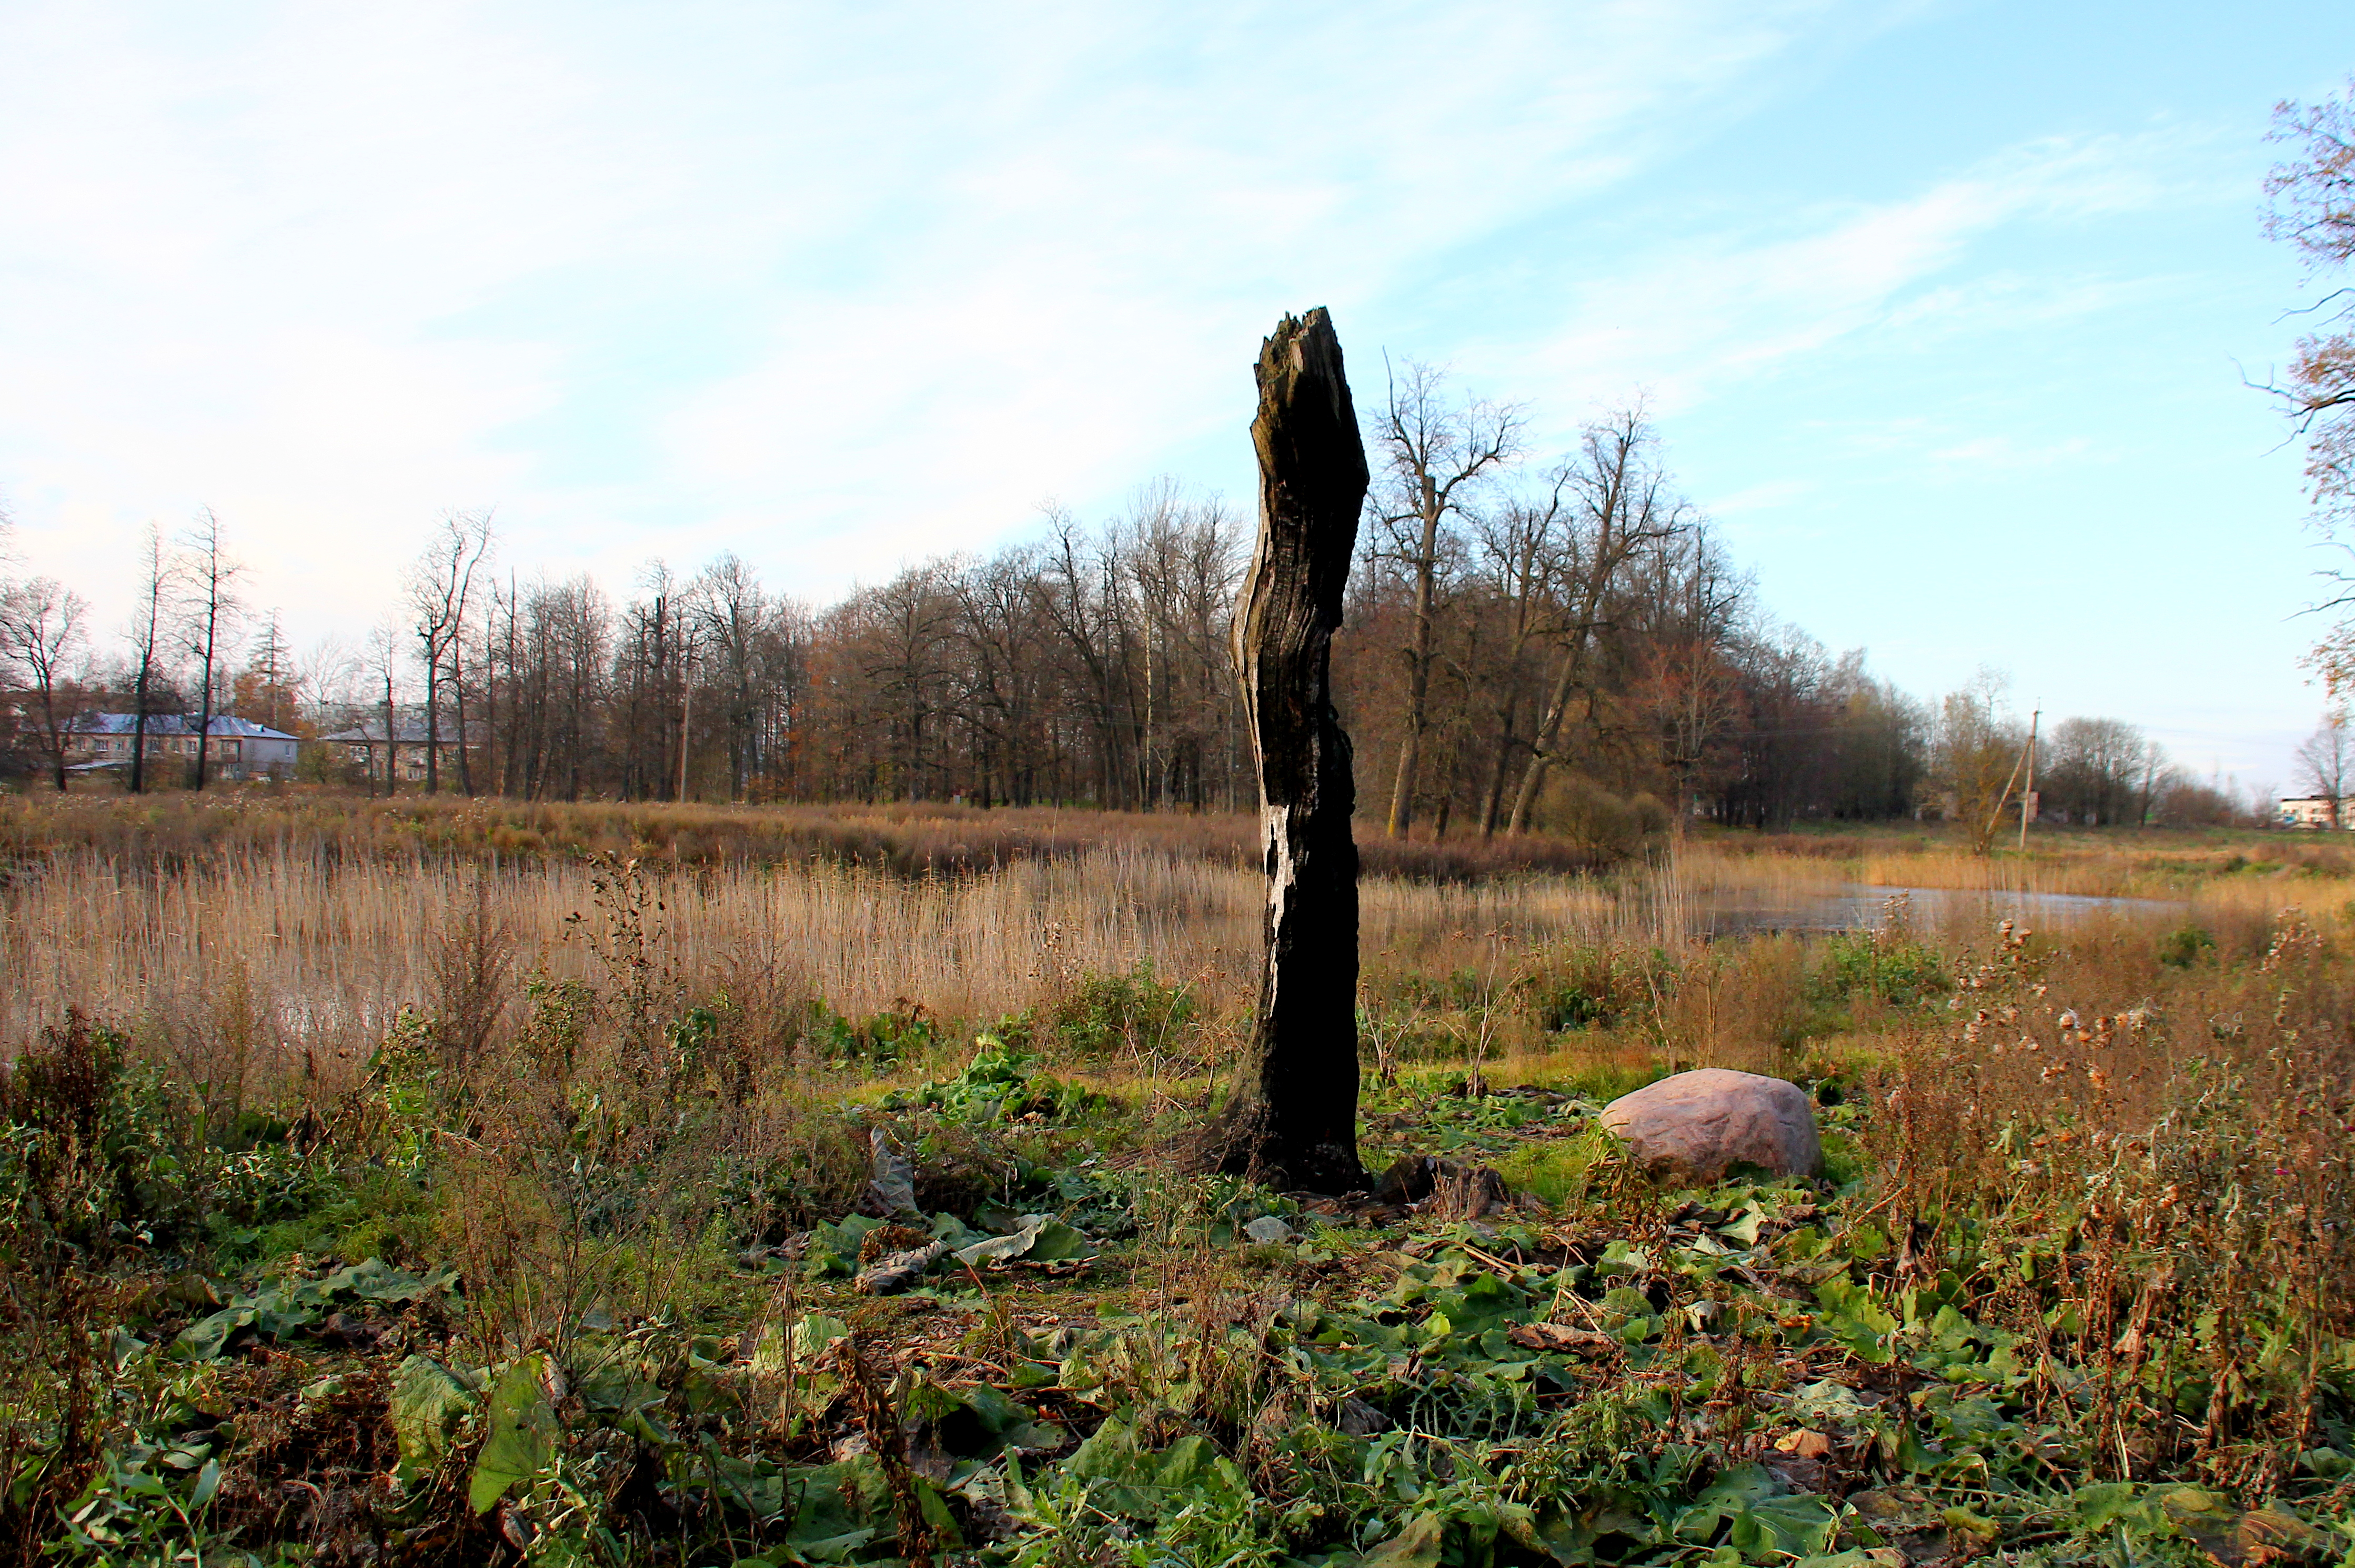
[177,509,245,790]
[692,552,778,800]
[297,635,360,709]
[2266,83,2355,692]
[0,578,88,790]
[1464,487,1566,834]
[407,510,494,795]
[1367,360,1521,836]
[2294,717,2355,827]
[126,525,174,795]
[1505,410,1690,833]
[368,619,406,796]
[2043,716,2149,825]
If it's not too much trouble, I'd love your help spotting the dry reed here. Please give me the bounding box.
[0,839,1638,1095]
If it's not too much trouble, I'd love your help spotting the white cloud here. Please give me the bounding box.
[1923,433,2096,471]
[1478,126,2222,440]
[0,0,1884,637]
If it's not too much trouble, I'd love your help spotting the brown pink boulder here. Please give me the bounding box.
[1599,1069,1823,1184]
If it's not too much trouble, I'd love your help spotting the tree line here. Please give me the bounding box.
[0,387,2268,837]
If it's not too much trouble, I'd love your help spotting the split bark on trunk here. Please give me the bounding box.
[1202,308,1369,1192]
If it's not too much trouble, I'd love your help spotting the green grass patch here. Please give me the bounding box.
[1487,1124,1618,1205]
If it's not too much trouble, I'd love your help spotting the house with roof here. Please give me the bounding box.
[64,713,302,780]
[2279,795,2355,830]
[315,712,484,785]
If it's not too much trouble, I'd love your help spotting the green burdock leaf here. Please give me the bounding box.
[1360,1512,1448,1568]
[761,1462,881,1564]
[2066,1482,2146,1532]
[469,1353,560,1514]
[1678,1464,1840,1562]
[326,1257,436,1303]
[177,1306,258,1361]
[1024,1217,1091,1261]
[953,1215,1092,1267]
[805,1216,886,1277]
[391,1355,478,1468]
[1729,1494,1840,1560]
[793,1314,852,1359]
[1718,1208,1768,1246]
[1815,1277,1897,1364]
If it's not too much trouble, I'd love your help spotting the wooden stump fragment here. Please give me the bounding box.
[1203,308,1370,1192]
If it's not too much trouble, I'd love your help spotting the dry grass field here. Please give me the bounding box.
[0,791,2349,1566]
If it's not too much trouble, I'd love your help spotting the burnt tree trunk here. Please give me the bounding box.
[1205,307,1370,1191]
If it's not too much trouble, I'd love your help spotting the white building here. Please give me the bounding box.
[2279,796,2355,829]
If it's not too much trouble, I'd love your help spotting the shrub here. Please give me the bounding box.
[1044,962,1195,1063]
[1808,930,1948,1006]
[1534,774,1668,860]
[2157,923,2217,968]
[1517,944,1672,1032]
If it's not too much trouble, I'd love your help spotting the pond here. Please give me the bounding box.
[1688,883,2188,940]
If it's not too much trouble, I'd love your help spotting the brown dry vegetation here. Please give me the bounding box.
[0,791,1603,880]
[0,794,2349,1566]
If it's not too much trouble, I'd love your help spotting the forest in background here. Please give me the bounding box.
[0,391,2266,846]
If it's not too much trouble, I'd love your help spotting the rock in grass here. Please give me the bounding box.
[1242,1215,1295,1245]
[1599,1069,1823,1184]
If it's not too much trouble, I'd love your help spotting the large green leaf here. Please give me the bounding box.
[177,1306,258,1361]
[792,1313,853,1359]
[1678,1464,1840,1562]
[320,1257,445,1303]
[953,1214,1092,1267]
[1065,1420,1248,1519]
[390,1355,477,1470]
[1727,1494,1840,1560]
[469,1353,561,1514]
[756,1459,885,1565]
[1815,1278,1897,1365]
[1359,1512,1447,1568]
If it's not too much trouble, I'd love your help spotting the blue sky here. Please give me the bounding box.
[2,2,2350,791]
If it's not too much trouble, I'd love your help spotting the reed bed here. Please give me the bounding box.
[0,839,1641,1094]
[1689,825,2355,898]
[3,792,2326,1110]
[0,790,1602,881]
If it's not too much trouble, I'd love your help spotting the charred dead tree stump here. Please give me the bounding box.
[1201,308,1370,1192]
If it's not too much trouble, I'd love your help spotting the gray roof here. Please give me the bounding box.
[70,712,298,741]
[316,716,486,745]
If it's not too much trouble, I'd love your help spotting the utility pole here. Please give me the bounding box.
[2018,706,2040,851]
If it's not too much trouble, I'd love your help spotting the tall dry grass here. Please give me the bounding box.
[5,793,2324,1115]
[0,837,1644,1099]
[1687,823,2355,900]
[1858,913,2355,1492]
[0,790,1603,881]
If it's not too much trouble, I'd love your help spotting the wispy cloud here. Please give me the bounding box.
[1490,126,2225,435]
[0,0,1886,624]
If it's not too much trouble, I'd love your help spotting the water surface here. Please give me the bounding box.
[1691,884,2186,940]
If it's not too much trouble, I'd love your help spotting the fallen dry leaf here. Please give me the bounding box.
[1505,1322,1619,1356]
